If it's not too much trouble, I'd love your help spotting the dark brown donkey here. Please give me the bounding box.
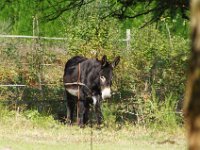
[63,55,120,127]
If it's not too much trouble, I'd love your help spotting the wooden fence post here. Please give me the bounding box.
[126,29,131,50]
[33,15,44,101]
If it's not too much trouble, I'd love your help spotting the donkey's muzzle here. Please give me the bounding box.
[101,87,111,99]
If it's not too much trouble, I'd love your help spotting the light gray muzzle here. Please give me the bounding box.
[101,87,111,100]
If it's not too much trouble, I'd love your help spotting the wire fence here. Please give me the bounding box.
[0,32,68,105]
[0,34,68,40]
[0,27,131,101]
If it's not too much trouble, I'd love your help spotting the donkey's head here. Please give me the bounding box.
[99,55,120,99]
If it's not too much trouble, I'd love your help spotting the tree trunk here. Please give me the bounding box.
[184,0,200,150]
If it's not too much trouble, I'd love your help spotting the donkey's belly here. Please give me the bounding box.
[66,88,78,96]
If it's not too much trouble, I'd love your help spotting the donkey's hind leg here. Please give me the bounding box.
[66,92,75,125]
[77,100,86,128]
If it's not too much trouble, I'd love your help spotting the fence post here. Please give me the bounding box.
[33,15,45,101]
[163,19,173,51]
[126,29,131,50]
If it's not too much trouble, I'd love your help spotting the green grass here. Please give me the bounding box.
[0,107,186,150]
[0,123,186,150]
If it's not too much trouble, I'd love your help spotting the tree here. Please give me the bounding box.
[1,0,189,21]
[41,0,189,24]
[184,0,200,149]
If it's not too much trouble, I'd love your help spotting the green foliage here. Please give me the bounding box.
[23,110,58,128]
[0,103,59,129]
[0,0,190,129]
[138,91,182,129]
[102,102,117,128]
[0,104,15,121]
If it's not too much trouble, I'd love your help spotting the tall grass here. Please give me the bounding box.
[102,90,182,131]
[0,104,60,130]
[140,91,182,130]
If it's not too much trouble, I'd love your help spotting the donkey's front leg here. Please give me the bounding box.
[95,103,103,125]
[93,95,103,126]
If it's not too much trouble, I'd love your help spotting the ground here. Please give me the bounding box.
[0,122,186,150]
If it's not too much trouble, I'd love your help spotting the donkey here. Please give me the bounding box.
[63,55,120,127]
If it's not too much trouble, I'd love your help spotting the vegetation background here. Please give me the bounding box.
[0,0,190,149]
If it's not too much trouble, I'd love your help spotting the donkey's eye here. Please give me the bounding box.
[100,76,106,82]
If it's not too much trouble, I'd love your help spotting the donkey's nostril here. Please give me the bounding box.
[102,87,111,99]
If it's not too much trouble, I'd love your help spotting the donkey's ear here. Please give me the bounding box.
[101,55,107,67]
[111,56,120,68]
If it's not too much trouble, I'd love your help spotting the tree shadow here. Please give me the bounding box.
[1,85,68,123]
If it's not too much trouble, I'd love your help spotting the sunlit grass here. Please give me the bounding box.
[0,115,186,150]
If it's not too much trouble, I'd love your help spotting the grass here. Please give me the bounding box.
[0,118,186,150]
[0,94,186,150]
